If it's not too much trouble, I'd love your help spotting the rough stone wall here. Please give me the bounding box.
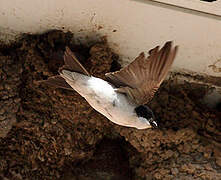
[0,30,220,180]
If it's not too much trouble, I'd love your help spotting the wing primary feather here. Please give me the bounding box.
[149,46,160,80]
[105,41,178,104]
[157,42,171,78]
[159,44,178,82]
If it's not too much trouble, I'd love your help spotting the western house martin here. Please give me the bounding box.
[42,41,178,129]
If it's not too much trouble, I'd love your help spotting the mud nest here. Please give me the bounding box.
[0,30,221,180]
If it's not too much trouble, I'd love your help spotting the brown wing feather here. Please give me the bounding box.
[105,41,178,104]
[40,47,90,89]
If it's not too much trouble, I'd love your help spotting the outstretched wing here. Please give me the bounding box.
[105,41,178,104]
[41,47,90,90]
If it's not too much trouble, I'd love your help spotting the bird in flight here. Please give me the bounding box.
[43,41,178,129]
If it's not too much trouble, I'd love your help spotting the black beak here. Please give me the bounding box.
[149,118,158,129]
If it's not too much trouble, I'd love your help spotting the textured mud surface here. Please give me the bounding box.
[0,30,220,180]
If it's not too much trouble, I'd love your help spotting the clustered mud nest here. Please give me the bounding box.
[0,30,220,180]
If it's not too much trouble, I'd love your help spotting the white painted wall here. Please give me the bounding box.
[0,0,221,77]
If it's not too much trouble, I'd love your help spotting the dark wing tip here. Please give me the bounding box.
[148,45,159,55]
[164,41,179,53]
[149,41,174,55]
[174,45,179,55]
[165,41,172,45]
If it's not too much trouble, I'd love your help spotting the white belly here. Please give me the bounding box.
[73,76,138,127]
[85,78,137,126]
[62,72,142,128]
[87,93,137,126]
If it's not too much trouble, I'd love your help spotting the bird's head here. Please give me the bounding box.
[134,105,158,129]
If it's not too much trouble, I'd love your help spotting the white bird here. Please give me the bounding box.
[43,41,178,129]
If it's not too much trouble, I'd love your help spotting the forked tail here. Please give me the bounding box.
[41,47,90,90]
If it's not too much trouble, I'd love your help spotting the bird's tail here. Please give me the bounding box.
[40,47,90,90]
[59,47,90,76]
